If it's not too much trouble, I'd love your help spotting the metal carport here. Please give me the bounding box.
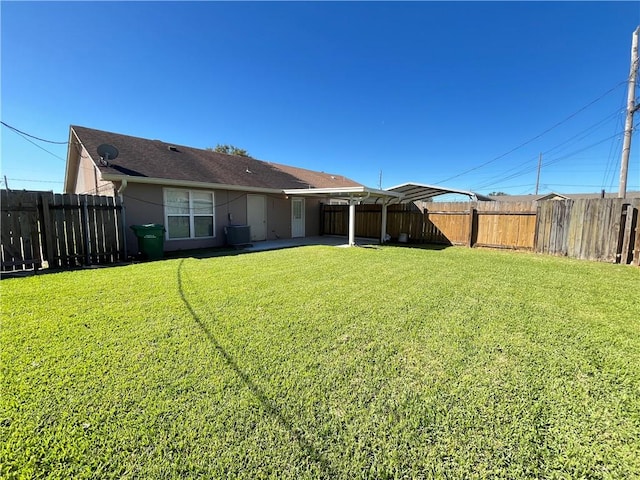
[283,183,490,246]
[283,186,402,246]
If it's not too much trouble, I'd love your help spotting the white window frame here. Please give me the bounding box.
[163,188,215,240]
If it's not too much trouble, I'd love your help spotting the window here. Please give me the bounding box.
[164,189,215,239]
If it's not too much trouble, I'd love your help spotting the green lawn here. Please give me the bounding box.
[1,245,639,479]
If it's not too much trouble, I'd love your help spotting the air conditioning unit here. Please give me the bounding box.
[224,225,251,246]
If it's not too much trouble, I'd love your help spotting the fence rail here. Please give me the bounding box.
[1,190,125,273]
[321,199,640,265]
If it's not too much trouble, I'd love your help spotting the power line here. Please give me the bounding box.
[435,79,629,185]
[472,122,638,192]
[541,108,623,157]
[602,75,633,191]
[3,126,67,162]
[602,122,624,192]
[543,122,638,167]
[545,183,640,188]
[482,183,534,190]
[0,121,68,144]
[5,178,63,184]
[475,133,636,194]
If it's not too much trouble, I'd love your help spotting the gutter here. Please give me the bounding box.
[101,174,285,195]
[116,179,128,259]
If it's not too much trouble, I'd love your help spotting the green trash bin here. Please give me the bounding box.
[130,224,166,260]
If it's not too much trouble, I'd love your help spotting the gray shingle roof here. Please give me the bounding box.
[70,125,363,190]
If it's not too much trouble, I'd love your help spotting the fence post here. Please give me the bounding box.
[380,203,388,243]
[616,203,629,264]
[629,205,639,265]
[532,203,541,253]
[634,203,640,266]
[467,204,477,247]
[38,193,55,268]
[17,200,35,270]
[80,196,92,266]
[619,203,638,265]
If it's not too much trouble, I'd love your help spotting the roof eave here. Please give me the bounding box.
[283,186,403,202]
[63,127,82,193]
[100,173,286,195]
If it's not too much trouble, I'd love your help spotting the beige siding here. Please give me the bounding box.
[122,184,165,256]
[305,198,323,236]
[73,145,115,196]
[122,185,315,256]
[266,195,291,239]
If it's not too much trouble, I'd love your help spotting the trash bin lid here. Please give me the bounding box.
[131,223,165,230]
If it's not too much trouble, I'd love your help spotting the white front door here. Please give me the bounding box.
[292,198,305,238]
[247,194,266,241]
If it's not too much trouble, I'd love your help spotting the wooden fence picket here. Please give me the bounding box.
[1,190,42,271]
[1,190,124,272]
[94,195,105,263]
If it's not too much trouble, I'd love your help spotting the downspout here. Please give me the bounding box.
[93,165,100,195]
[117,179,128,260]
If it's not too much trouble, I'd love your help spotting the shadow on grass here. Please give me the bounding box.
[165,240,453,261]
[176,259,336,476]
[165,246,247,260]
[1,240,453,280]
[384,242,452,251]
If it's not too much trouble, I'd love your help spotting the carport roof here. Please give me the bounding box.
[284,182,491,203]
[283,186,402,203]
[387,183,492,202]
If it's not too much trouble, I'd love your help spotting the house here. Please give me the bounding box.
[64,125,370,256]
[64,126,490,255]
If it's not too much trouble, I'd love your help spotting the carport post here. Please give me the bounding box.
[380,202,388,243]
[348,201,356,246]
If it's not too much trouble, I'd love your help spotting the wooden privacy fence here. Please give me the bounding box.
[321,201,538,248]
[321,199,640,265]
[535,198,640,264]
[1,190,125,273]
[424,201,538,249]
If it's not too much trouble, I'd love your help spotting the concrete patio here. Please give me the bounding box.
[242,235,380,252]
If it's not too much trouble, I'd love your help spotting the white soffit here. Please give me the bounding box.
[283,186,403,203]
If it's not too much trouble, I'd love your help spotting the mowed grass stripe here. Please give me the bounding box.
[1,246,639,479]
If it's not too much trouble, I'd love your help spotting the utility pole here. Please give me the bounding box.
[619,26,640,199]
[535,153,542,195]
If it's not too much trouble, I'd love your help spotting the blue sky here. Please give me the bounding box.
[1,1,639,196]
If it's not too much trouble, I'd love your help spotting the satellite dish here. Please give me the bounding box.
[97,144,119,166]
